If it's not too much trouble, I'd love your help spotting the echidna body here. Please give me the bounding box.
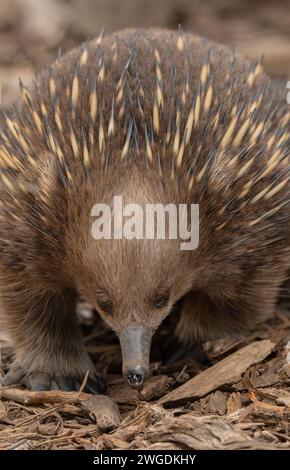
[0,29,289,391]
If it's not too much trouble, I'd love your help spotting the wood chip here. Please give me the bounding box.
[97,434,130,450]
[159,340,275,405]
[207,391,227,415]
[108,382,138,405]
[142,412,275,450]
[0,400,7,419]
[139,375,174,401]
[227,392,242,414]
[0,387,122,431]
[277,396,290,407]
[0,388,92,405]
[255,387,290,407]
[234,358,283,390]
[278,364,290,379]
[82,395,121,431]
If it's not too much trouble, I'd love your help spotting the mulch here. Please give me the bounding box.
[0,299,289,450]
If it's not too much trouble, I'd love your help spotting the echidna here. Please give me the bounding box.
[0,29,289,392]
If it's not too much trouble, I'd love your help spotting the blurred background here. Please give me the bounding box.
[0,0,289,108]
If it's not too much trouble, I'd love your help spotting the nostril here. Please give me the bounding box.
[128,371,142,383]
[126,366,145,388]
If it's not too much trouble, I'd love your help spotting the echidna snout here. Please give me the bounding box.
[119,325,152,389]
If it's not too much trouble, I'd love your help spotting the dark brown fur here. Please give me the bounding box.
[0,29,289,391]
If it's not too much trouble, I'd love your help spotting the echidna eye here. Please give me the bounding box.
[97,299,113,315]
[153,293,169,309]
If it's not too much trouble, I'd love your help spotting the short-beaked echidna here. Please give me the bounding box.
[0,29,289,391]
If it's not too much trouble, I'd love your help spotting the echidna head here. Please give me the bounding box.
[74,170,196,389]
[80,236,194,389]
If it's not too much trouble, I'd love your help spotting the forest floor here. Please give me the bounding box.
[0,299,290,450]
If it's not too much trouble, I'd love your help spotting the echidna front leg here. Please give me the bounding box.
[0,287,105,393]
[175,276,281,346]
[174,291,215,345]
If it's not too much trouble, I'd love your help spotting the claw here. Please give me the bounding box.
[83,373,106,394]
[1,364,106,394]
[55,376,76,392]
[25,372,52,391]
[1,365,24,386]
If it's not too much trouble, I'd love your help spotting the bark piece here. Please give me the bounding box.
[142,412,276,450]
[82,395,121,431]
[227,392,242,414]
[0,388,91,405]
[207,391,227,415]
[160,340,275,406]
[139,375,174,401]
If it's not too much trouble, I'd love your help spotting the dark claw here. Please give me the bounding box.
[24,371,52,391]
[83,374,106,394]
[55,376,77,392]
[1,365,106,394]
[74,381,81,391]
[1,366,24,386]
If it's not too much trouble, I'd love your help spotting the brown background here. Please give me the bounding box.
[0,0,290,109]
